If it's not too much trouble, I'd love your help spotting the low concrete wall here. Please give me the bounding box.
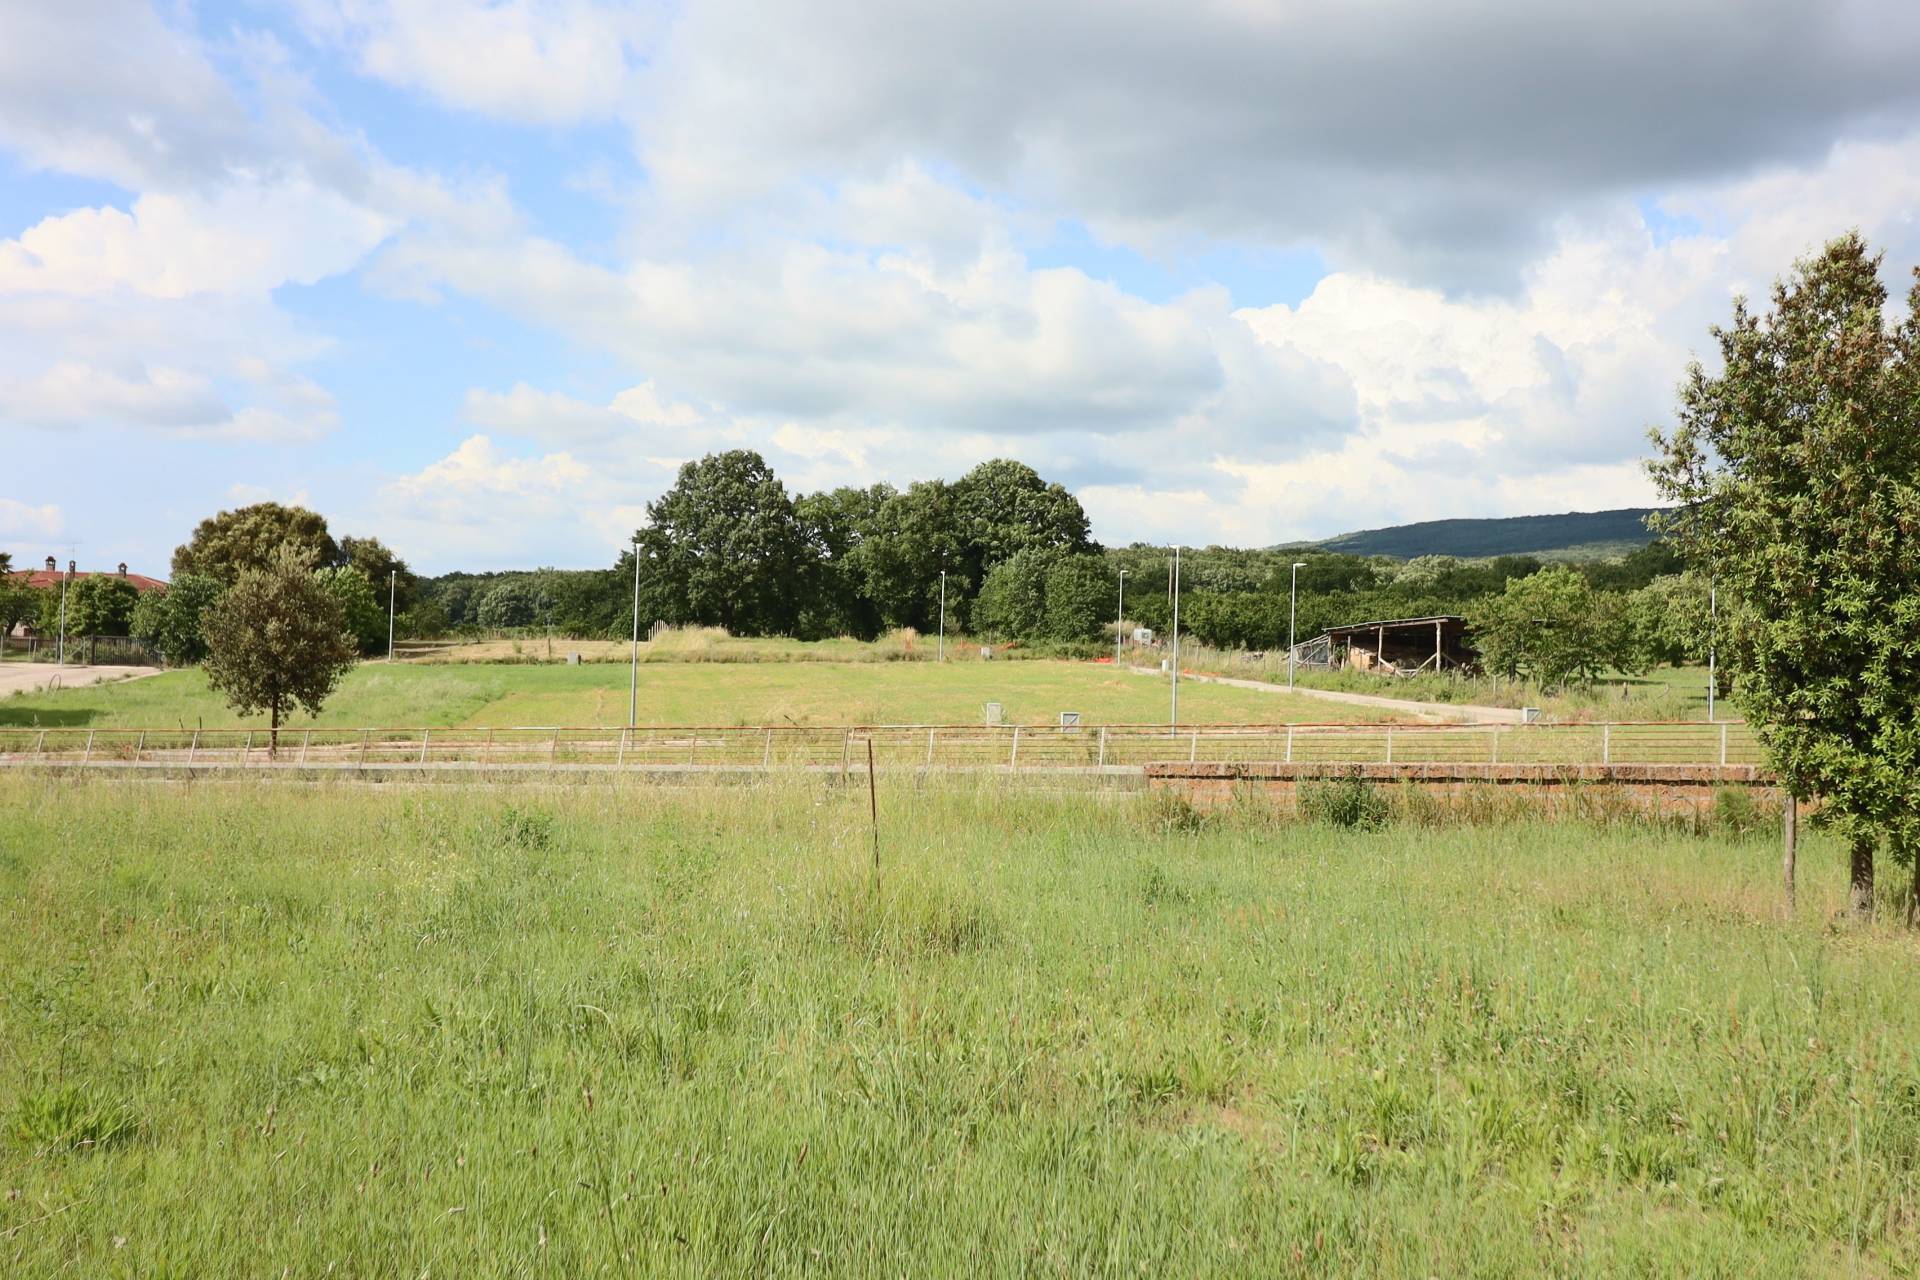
[1146,761,1775,818]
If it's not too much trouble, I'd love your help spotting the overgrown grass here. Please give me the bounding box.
[2,776,1916,1275]
[0,658,1401,730]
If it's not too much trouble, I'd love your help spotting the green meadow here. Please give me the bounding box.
[0,659,1400,730]
[3,776,1917,1275]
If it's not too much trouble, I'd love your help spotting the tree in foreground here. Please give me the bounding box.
[202,550,358,754]
[1649,232,1920,922]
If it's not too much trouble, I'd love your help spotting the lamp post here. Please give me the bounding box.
[1288,560,1306,690]
[1707,580,1717,724]
[387,569,397,662]
[1116,568,1128,665]
[57,561,70,666]
[938,570,946,662]
[628,538,641,727]
[1170,546,1181,732]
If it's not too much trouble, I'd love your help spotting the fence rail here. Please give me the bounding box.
[0,720,1764,774]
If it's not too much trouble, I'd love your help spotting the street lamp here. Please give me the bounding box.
[1287,561,1307,691]
[57,561,70,666]
[1115,568,1128,665]
[938,570,946,662]
[1170,546,1181,732]
[629,537,642,728]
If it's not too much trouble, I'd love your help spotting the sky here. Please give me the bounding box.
[5,1,1920,576]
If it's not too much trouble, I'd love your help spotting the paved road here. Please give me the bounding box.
[0,663,161,697]
[1123,664,1523,724]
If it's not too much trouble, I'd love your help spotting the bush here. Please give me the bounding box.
[1298,772,1392,830]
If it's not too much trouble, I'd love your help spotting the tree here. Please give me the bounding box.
[795,484,893,639]
[1649,232,1920,923]
[63,575,140,638]
[1625,573,1713,669]
[0,565,37,638]
[861,481,970,633]
[201,548,358,753]
[340,536,417,615]
[1469,567,1621,688]
[130,574,224,666]
[316,565,387,655]
[951,459,1095,577]
[972,550,1057,641]
[1041,554,1112,643]
[635,451,812,636]
[172,503,340,584]
[475,580,541,630]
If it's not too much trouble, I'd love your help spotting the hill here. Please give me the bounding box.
[1308,508,1662,559]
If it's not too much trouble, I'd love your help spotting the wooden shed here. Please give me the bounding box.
[1300,615,1475,675]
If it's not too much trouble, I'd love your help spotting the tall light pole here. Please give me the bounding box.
[938,570,946,662]
[1707,580,1717,723]
[1115,568,1128,665]
[387,569,397,662]
[628,537,641,727]
[56,560,70,666]
[1288,560,1306,690]
[1169,546,1181,732]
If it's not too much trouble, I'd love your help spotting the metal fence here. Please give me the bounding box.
[0,720,1764,773]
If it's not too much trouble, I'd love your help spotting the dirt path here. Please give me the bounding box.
[0,663,162,697]
[1122,664,1523,724]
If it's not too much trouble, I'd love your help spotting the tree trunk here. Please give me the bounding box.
[1849,832,1875,923]
[1907,841,1920,930]
[1781,793,1797,914]
[270,702,280,760]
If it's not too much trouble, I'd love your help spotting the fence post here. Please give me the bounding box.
[82,730,94,764]
[419,729,431,764]
[618,728,629,767]
[842,729,851,780]
[926,726,936,767]
[133,731,144,764]
[34,729,45,759]
[1098,726,1108,768]
[1490,726,1499,765]
[1009,726,1021,771]
[1285,725,1294,764]
[550,728,560,765]
[760,728,772,770]
[1719,721,1728,768]
[1601,722,1611,766]
[1189,729,1199,762]
[186,729,198,767]
[359,729,370,768]
[299,730,311,766]
[1384,726,1393,765]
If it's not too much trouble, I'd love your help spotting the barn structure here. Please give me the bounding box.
[1290,615,1475,675]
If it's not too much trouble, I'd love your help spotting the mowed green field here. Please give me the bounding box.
[0,659,1401,730]
[2,778,1917,1275]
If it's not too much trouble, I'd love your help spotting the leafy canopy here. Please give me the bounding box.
[201,548,358,741]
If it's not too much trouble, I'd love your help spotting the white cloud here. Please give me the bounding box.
[463,379,703,447]
[0,180,396,298]
[0,499,66,542]
[295,0,657,123]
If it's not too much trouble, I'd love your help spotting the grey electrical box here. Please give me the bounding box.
[984,702,1004,725]
[1059,711,1081,728]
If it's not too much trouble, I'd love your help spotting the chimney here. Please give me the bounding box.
[45,556,55,572]
[67,560,76,576]
[118,563,128,578]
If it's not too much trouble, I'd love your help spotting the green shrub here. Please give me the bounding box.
[1299,772,1391,830]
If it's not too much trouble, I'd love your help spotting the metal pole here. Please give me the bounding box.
[1288,561,1304,690]
[1170,546,1181,733]
[57,565,69,666]
[938,571,946,662]
[1707,581,1717,723]
[1116,569,1128,665]
[387,569,396,661]
[629,538,641,727]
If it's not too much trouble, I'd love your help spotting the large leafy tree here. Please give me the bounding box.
[794,484,893,639]
[340,536,417,615]
[860,480,971,633]
[201,548,358,753]
[636,450,811,636]
[63,575,141,638]
[172,503,341,584]
[129,574,224,666]
[1650,233,1920,922]
[315,565,388,655]
[951,458,1095,580]
[1468,567,1626,687]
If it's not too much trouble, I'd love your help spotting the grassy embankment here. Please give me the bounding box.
[0,659,1404,731]
[2,777,1916,1274]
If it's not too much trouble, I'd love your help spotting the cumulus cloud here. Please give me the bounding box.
[294,0,657,123]
[635,0,1920,286]
[0,498,66,542]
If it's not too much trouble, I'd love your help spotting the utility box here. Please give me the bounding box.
[984,702,1004,726]
[567,652,582,665]
[1059,711,1081,728]
[1132,627,1155,645]
[1521,707,1542,723]
[980,645,994,660]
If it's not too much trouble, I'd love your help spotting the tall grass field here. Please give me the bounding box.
[2,776,1916,1275]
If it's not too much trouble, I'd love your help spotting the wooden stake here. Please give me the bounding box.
[866,738,880,887]
[1782,792,1797,914]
